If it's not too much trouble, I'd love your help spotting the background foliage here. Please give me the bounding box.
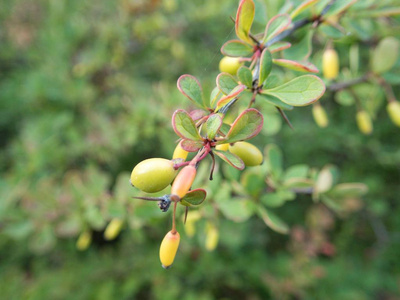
[1,0,400,299]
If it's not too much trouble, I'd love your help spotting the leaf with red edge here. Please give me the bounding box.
[259,49,273,85]
[215,85,246,111]
[190,109,207,121]
[273,59,319,73]
[217,73,239,95]
[172,110,202,141]
[235,0,255,44]
[268,41,291,53]
[177,75,205,108]
[263,14,291,43]
[181,188,207,206]
[224,108,263,143]
[214,150,245,170]
[206,114,223,140]
[221,40,254,57]
[181,140,203,152]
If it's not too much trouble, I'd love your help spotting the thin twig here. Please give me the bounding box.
[277,107,294,130]
[328,75,369,92]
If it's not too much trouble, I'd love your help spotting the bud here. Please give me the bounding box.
[205,222,219,251]
[356,111,373,135]
[172,141,189,161]
[387,101,400,127]
[184,211,202,238]
[159,230,180,269]
[322,48,339,80]
[171,165,197,199]
[76,230,91,251]
[312,104,329,128]
[104,218,124,241]
[219,56,243,76]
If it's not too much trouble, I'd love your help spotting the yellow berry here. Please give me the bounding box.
[171,165,197,199]
[219,56,243,76]
[159,230,180,269]
[229,142,263,166]
[104,218,124,241]
[387,101,400,127]
[76,230,91,251]
[312,104,329,128]
[356,111,373,135]
[130,158,177,193]
[172,142,189,161]
[322,48,339,80]
[215,143,229,151]
[205,222,219,251]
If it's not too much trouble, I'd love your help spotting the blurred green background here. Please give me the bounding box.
[1,0,399,299]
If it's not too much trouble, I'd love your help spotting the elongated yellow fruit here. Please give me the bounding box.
[76,230,91,251]
[171,165,197,199]
[387,101,400,127]
[323,48,339,80]
[172,142,189,161]
[356,111,373,135]
[229,142,263,166]
[205,223,219,252]
[312,104,329,128]
[104,218,124,241]
[215,143,229,151]
[159,231,180,269]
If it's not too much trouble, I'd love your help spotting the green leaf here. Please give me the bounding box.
[261,193,286,208]
[264,144,283,179]
[181,188,207,206]
[217,73,239,95]
[177,75,205,108]
[181,139,203,152]
[224,108,263,143]
[313,165,339,201]
[268,41,291,53]
[263,14,291,43]
[238,66,253,88]
[215,85,245,111]
[371,37,400,74]
[283,30,313,61]
[235,0,255,44]
[172,109,202,141]
[259,93,294,110]
[210,87,222,108]
[261,75,325,106]
[273,59,319,73]
[221,40,254,57]
[259,49,272,85]
[206,114,223,140]
[241,170,264,197]
[219,123,231,136]
[290,0,319,19]
[283,178,314,189]
[217,198,254,222]
[284,164,309,180]
[257,205,289,234]
[323,0,358,17]
[214,150,245,170]
[328,183,368,198]
[319,24,345,39]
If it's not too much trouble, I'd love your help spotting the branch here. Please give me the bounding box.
[328,74,369,92]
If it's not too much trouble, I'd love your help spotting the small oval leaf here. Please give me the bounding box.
[273,59,319,73]
[181,140,203,152]
[225,108,263,143]
[172,110,203,141]
[181,188,207,206]
[259,49,273,84]
[259,93,294,110]
[268,41,291,53]
[235,0,255,44]
[214,150,245,170]
[371,37,400,74]
[263,14,291,43]
[238,66,253,88]
[177,75,205,108]
[262,75,325,106]
[221,40,254,57]
[257,205,289,234]
[206,114,223,140]
[217,73,239,95]
[215,85,246,111]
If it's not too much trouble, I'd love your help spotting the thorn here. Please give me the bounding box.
[276,107,294,130]
[184,206,189,224]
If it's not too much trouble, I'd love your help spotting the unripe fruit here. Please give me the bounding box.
[131,158,177,193]
[104,218,124,241]
[159,230,180,269]
[356,111,373,135]
[229,142,263,166]
[76,230,91,251]
[171,165,197,199]
[312,104,329,128]
[205,222,219,251]
[172,142,189,161]
[219,56,243,76]
[322,48,339,80]
[215,143,229,151]
[387,101,400,127]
